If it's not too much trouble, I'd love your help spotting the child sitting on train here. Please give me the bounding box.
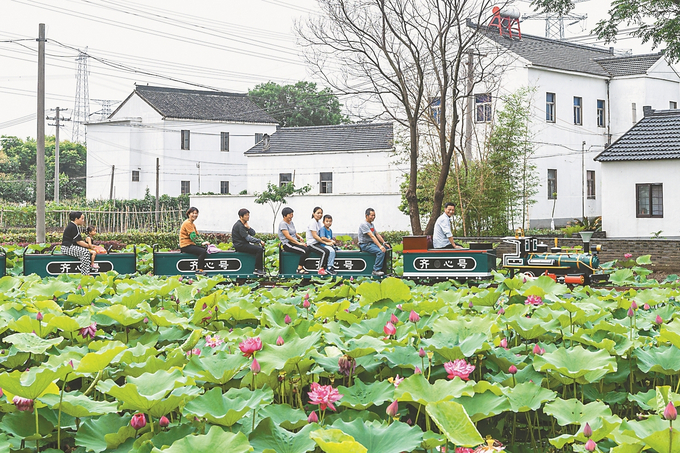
[319,214,338,274]
[84,226,106,270]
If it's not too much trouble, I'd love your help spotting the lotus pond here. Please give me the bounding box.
[1,267,680,453]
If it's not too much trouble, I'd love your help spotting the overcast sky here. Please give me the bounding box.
[0,0,657,141]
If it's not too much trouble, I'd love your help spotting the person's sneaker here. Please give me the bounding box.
[254,269,266,276]
[318,268,327,276]
[195,270,207,276]
[327,268,337,276]
[372,270,385,276]
[91,263,100,269]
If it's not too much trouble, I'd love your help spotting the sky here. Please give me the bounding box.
[0,0,658,141]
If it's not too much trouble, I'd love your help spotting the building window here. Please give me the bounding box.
[632,103,637,124]
[279,173,292,187]
[597,100,605,128]
[181,130,190,150]
[636,183,663,218]
[671,101,677,109]
[587,170,595,199]
[220,132,229,152]
[320,172,333,194]
[573,97,582,125]
[220,181,229,194]
[255,133,264,144]
[546,93,555,122]
[132,170,139,182]
[430,97,441,125]
[475,93,492,122]
[181,181,190,195]
[547,169,557,199]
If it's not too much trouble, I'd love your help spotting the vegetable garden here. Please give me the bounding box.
[0,258,679,452]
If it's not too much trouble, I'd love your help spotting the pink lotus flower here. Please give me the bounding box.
[499,338,508,349]
[251,358,261,375]
[584,439,597,452]
[396,304,402,310]
[159,416,170,428]
[303,299,311,309]
[627,307,635,318]
[276,336,285,346]
[307,411,318,423]
[131,413,146,430]
[36,312,43,321]
[583,422,592,438]
[631,301,638,310]
[656,315,664,325]
[205,334,223,348]
[498,307,505,315]
[508,365,518,374]
[444,359,476,380]
[468,301,474,308]
[525,295,543,306]
[390,313,399,324]
[664,401,677,420]
[186,348,201,357]
[284,314,292,324]
[338,355,356,376]
[308,382,342,412]
[409,310,420,323]
[419,347,426,357]
[624,253,633,259]
[384,322,396,336]
[455,448,474,453]
[414,366,422,374]
[393,375,404,387]
[79,322,97,340]
[386,400,399,417]
[643,303,651,310]
[12,396,33,411]
[239,337,263,357]
[533,343,545,355]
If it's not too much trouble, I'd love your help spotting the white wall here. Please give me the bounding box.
[190,193,411,235]
[600,160,680,238]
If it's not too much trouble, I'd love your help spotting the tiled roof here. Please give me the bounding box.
[595,53,664,77]
[595,109,680,161]
[131,85,278,124]
[245,123,393,154]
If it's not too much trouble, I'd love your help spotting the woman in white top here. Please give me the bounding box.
[306,207,336,276]
[278,207,311,274]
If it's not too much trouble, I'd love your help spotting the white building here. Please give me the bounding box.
[86,85,278,199]
[595,108,680,238]
[476,24,680,228]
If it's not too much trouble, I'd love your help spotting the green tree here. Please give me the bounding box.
[248,81,349,127]
[532,0,680,62]
[254,182,312,233]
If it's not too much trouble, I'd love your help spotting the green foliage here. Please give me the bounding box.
[248,81,349,127]
[573,216,602,232]
[254,182,312,233]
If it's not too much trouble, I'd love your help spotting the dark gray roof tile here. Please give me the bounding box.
[594,53,664,77]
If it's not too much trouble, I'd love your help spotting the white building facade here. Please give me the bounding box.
[86,85,278,200]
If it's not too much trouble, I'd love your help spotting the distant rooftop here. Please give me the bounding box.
[245,123,393,155]
[112,85,278,124]
[595,53,665,77]
[595,109,680,162]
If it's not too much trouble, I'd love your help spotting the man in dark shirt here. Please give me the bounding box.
[231,208,266,276]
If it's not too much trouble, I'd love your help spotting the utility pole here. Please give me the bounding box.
[47,107,70,203]
[155,158,159,230]
[196,162,201,193]
[109,165,115,200]
[36,23,46,243]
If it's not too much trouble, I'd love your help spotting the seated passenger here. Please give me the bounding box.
[231,208,266,276]
[358,208,390,276]
[433,202,464,249]
[278,207,311,274]
[306,207,336,276]
[179,207,208,275]
[319,214,338,274]
[61,211,93,275]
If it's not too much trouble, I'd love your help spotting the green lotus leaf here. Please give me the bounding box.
[629,389,657,410]
[150,425,252,453]
[257,404,309,431]
[633,288,672,307]
[346,335,387,359]
[357,277,411,306]
[183,351,248,384]
[532,345,616,382]
[0,275,22,293]
[75,343,127,374]
[314,300,351,320]
[421,430,447,450]
[310,429,367,453]
[636,254,652,265]
[507,316,561,340]
[110,289,155,309]
[123,350,187,378]
[248,418,317,453]
[76,413,131,453]
[609,269,635,285]
[7,315,42,335]
[26,279,75,299]
[0,410,54,440]
[220,299,261,322]
[0,364,68,399]
[3,332,63,354]
[543,398,612,425]
[466,289,501,307]
[329,419,423,453]
[140,302,189,328]
[183,386,273,427]
[396,374,475,405]
[255,332,321,374]
[425,400,484,447]
[46,314,87,333]
[635,346,680,374]
[568,329,633,356]
[622,416,680,453]
[456,391,511,422]
[660,319,680,349]
[96,369,192,413]
[146,386,202,418]
[341,311,395,338]
[261,302,298,328]
[316,284,355,301]
[548,415,621,448]
[132,424,196,452]
[0,434,9,453]
[376,346,426,370]
[521,275,569,300]
[67,289,103,306]
[117,343,159,365]
[420,331,489,361]
[96,304,145,326]
[174,284,196,304]
[337,378,394,410]
[38,391,119,417]
[505,382,557,412]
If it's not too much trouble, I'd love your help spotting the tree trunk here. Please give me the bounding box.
[405,120,422,235]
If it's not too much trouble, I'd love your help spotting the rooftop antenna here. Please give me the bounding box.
[72,48,90,144]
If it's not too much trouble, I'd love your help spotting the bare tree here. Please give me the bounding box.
[297,0,505,234]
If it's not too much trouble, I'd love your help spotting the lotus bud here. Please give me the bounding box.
[627,307,635,318]
[276,336,284,346]
[664,401,677,420]
[338,355,356,376]
[143,317,149,323]
[251,358,261,375]
[284,314,292,324]
[583,422,592,438]
[584,439,596,452]
[643,303,651,310]
[414,366,422,374]
[386,400,399,418]
[12,396,33,412]
[304,293,309,301]
[409,311,420,323]
[533,343,545,355]
[656,315,664,325]
[631,301,638,310]
[131,413,146,430]
[396,304,402,310]
[419,347,426,358]
[159,416,170,428]
[406,418,413,425]
[69,360,74,368]
[36,312,43,321]
[384,322,396,336]
[391,313,399,324]
[308,411,318,423]
[508,365,518,375]
[303,299,311,309]
[498,307,505,315]
[468,301,474,308]
[500,338,508,349]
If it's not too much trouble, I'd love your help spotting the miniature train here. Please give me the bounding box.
[3,235,607,284]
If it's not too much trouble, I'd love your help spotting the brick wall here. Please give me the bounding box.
[460,237,680,272]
